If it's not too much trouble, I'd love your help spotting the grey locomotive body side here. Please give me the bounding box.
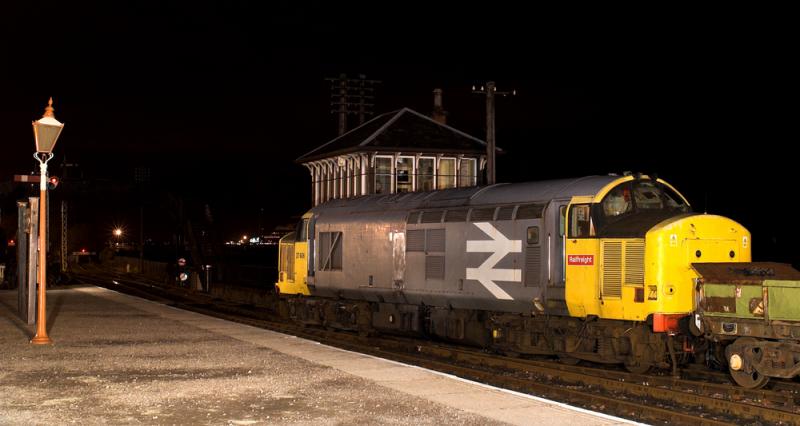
[308,176,619,315]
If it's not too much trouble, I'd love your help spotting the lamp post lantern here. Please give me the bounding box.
[30,97,64,345]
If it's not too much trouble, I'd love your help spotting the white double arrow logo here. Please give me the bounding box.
[466,222,522,300]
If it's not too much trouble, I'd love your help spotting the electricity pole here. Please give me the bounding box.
[473,81,515,185]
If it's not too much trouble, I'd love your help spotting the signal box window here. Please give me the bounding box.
[318,232,343,271]
[418,158,435,191]
[396,157,413,192]
[569,204,592,238]
[351,158,361,196]
[375,157,392,194]
[438,158,456,189]
[458,158,477,187]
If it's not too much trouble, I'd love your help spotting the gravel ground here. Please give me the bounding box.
[0,287,506,425]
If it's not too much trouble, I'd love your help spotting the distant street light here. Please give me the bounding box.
[30,98,64,346]
[113,228,123,247]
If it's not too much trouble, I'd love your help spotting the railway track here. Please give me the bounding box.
[70,266,800,425]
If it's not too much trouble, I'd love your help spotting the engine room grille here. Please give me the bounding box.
[406,229,425,252]
[625,241,645,286]
[516,203,544,219]
[426,229,446,252]
[425,256,445,279]
[421,210,444,224]
[602,241,623,298]
[496,206,515,221]
[524,247,541,287]
[444,209,468,222]
[279,243,295,279]
[470,207,495,221]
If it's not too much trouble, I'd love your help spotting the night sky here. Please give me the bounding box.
[1,3,796,264]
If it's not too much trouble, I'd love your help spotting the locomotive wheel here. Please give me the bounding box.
[557,354,581,365]
[624,358,652,374]
[727,337,770,389]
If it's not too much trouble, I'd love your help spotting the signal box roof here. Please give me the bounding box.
[296,108,493,163]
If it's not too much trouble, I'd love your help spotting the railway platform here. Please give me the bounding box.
[0,285,639,425]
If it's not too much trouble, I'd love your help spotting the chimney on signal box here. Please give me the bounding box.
[432,88,446,124]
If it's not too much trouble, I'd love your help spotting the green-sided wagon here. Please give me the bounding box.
[693,262,800,388]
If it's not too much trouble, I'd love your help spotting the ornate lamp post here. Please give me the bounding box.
[30,98,64,345]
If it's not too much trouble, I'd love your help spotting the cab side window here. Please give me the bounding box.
[296,219,309,240]
[569,204,592,238]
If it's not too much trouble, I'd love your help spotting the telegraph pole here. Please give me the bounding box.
[336,73,347,136]
[473,81,515,185]
[326,74,381,135]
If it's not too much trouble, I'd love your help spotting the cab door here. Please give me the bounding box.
[564,201,601,318]
[544,199,569,314]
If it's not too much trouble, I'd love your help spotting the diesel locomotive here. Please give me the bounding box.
[275,174,798,388]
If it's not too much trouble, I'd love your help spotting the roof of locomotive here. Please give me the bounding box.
[310,175,622,216]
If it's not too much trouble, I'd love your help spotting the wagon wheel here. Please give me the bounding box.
[727,337,770,389]
[730,368,770,389]
[624,357,652,374]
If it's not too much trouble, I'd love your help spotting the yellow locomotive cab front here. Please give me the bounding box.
[565,176,751,331]
[275,214,312,296]
[646,213,751,319]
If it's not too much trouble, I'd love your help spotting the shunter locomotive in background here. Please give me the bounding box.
[276,174,800,388]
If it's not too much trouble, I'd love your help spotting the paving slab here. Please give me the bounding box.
[0,286,641,425]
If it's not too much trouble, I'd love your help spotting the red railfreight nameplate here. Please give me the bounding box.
[568,255,595,266]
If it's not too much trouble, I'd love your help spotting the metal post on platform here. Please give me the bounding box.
[30,98,64,345]
[16,201,29,323]
[26,198,39,326]
[61,200,68,273]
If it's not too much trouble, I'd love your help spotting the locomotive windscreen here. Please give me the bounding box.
[593,180,690,238]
